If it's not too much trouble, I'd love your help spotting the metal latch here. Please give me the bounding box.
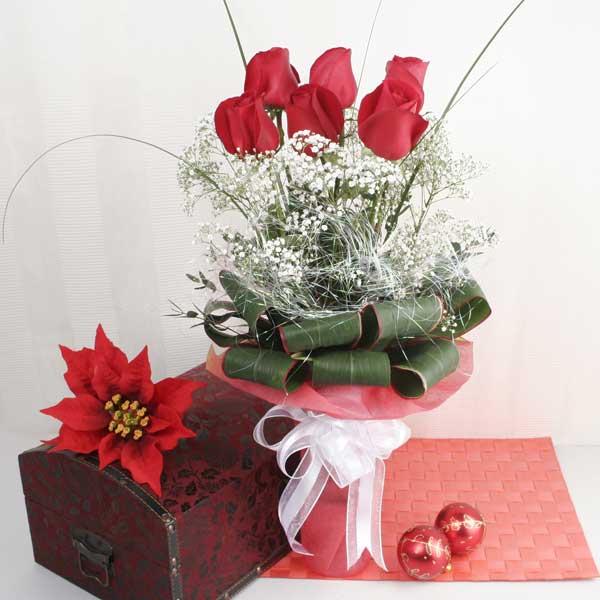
[71,528,113,588]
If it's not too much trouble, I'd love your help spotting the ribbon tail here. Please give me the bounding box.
[279,451,329,555]
[345,459,388,571]
[369,458,387,571]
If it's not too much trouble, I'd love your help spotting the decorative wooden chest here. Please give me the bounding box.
[19,365,289,600]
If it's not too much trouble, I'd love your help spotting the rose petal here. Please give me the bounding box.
[244,47,299,108]
[98,434,124,469]
[153,378,204,415]
[47,424,105,454]
[119,346,154,404]
[310,47,357,109]
[385,56,429,87]
[41,395,110,431]
[120,437,164,496]
[94,325,128,375]
[359,109,428,161]
[286,84,344,143]
[215,92,279,156]
[60,345,95,395]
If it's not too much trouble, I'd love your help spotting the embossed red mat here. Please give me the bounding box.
[263,438,598,581]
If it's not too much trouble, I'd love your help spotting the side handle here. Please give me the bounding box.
[71,528,113,588]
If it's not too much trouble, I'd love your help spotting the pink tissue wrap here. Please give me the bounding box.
[206,339,473,421]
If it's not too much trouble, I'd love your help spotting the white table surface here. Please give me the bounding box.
[3,430,599,600]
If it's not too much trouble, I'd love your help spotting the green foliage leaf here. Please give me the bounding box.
[187,271,217,292]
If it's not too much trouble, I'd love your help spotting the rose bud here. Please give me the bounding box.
[244,47,300,108]
[309,47,357,109]
[385,55,429,87]
[214,92,279,156]
[358,79,428,160]
[286,84,344,144]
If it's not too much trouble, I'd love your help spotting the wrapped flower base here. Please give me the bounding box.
[208,342,474,573]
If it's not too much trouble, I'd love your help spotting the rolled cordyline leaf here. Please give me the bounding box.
[311,349,391,387]
[389,339,459,398]
[360,296,443,351]
[223,346,308,393]
[280,312,362,353]
[220,271,269,336]
[432,282,491,338]
[220,342,458,397]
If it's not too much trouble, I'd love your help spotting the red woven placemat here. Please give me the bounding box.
[263,438,598,581]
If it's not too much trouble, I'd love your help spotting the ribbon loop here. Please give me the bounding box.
[254,406,411,570]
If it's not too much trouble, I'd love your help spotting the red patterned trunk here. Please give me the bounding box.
[19,365,290,600]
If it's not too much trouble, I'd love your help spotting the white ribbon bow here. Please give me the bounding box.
[254,406,411,570]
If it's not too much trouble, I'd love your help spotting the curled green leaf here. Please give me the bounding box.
[223,346,308,392]
[389,339,459,398]
[280,312,361,353]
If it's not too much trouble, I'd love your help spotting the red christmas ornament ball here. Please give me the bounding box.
[397,525,451,580]
[435,502,486,555]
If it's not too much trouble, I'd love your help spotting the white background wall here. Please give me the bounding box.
[1,0,599,443]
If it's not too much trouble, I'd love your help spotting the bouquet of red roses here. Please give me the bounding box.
[170,0,524,576]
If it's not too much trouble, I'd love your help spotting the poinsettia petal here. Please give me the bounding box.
[98,434,124,469]
[41,395,110,431]
[151,404,196,451]
[120,437,163,496]
[145,415,172,434]
[42,435,60,445]
[60,345,95,395]
[92,355,121,402]
[95,325,128,375]
[47,424,105,454]
[119,347,154,404]
[153,378,205,415]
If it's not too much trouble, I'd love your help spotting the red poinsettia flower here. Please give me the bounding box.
[41,325,205,495]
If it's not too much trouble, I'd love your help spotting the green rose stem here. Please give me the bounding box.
[275,111,285,147]
[222,0,247,70]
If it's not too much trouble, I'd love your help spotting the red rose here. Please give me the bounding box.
[41,325,204,496]
[244,47,300,108]
[309,47,357,109]
[358,79,428,160]
[215,92,279,156]
[286,83,344,143]
[385,55,429,87]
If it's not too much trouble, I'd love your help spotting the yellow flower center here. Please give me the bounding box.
[105,393,151,441]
